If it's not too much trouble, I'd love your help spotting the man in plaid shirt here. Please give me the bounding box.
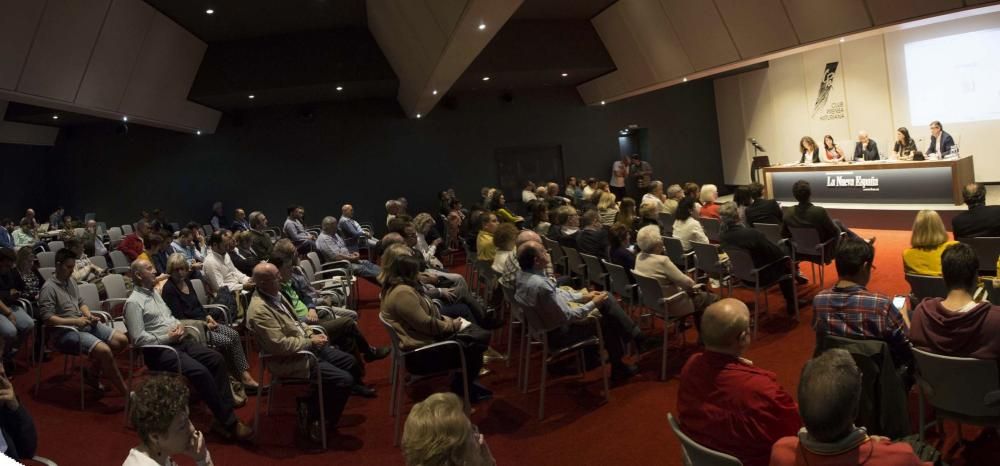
[812,238,912,367]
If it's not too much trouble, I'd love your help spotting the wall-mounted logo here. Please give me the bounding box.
[812,62,846,121]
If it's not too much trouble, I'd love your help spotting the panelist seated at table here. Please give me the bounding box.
[852,131,880,161]
[798,136,821,164]
[926,120,955,158]
[892,127,920,161]
[821,135,845,162]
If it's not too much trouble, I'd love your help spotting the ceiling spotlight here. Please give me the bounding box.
[416,113,422,119]
[561,73,568,77]
[682,77,688,82]
[205,8,214,15]
[335,86,343,91]
[478,23,486,31]
[432,90,438,95]
[248,94,255,99]
[122,116,128,121]
[600,100,606,105]
[196,130,202,135]
[482,76,490,81]
[839,37,845,43]
[52,115,59,120]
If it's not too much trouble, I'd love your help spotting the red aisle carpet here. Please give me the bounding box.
[10,228,1000,465]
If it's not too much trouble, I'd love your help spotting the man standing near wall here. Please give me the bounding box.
[609,154,629,200]
[625,154,652,201]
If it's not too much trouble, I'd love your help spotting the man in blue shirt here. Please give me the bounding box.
[514,241,642,380]
[0,220,12,250]
[338,204,377,253]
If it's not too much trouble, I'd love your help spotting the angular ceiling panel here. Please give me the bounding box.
[0,0,46,91]
[76,0,156,111]
[714,0,799,57]
[782,0,872,43]
[658,0,740,70]
[616,0,693,82]
[866,0,964,25]
[592,7,656,89]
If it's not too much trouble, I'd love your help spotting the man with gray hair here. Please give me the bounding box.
[853,130,879,161]
[771,349,929,465]
[718,201,800,316]
[316,216,381,285]
[247,211,273,259]
[633,224,716,332]
[664,184,683,215]
[385,200,402,227]
[641,181,666,213]
[678,299,799,466]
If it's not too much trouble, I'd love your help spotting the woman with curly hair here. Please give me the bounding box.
[123,375,213,466]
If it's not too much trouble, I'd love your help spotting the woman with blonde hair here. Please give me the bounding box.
[413,213,444,269]
[597,191,619,226]
[402,392,495,466]
[614,197,638,233]
[902,209,957,276]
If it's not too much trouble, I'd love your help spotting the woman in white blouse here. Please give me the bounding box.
[671,197,709,252]
[412,213,444,269]
[122,376,213,466]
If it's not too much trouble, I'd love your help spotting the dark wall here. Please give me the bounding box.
[0,143,61,222]
[39,81,723,230]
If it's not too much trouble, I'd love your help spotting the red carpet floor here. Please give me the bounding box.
[9,228,1000,465]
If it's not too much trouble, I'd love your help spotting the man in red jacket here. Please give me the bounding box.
[676,298,800,466]
[117,220,149,261]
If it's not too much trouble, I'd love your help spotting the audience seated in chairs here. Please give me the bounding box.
[718,202,800,316]
[83,219,107,257]
[909,242,1000,359]
[136,234,171,276]
[161,253,260,392]
[677,298,800,466]
[230,208,250,232]
[315,216,381,286]
[641,181,667,214]
[475,213,499,263]
[633,225,715,332]
[0,369,37,461]
[0,248,34,374]
[576,210,610,260]
[514,241,643,380]
[247,211,273,260]
[951,182,1000,239]
[124,259,253,441]
[229,231,261,277]
[412,213,444,269]
[614,198,639,234]
[529,202,550,236]
[663,184,683,215]
[247,262,358,444]
[12,219,37,251]
[123,375,214,466]
[745,182,783,227]
[283,205,316,254]
[672,197,708,252]
[597,192,618,227]
[490,224,519,289]
[13,248,43,304]
[608,224,636,274]
[733,185,752,224]
[402,392,495,466]
[490,193,523,226]
[209,202,226,232]
[379,247,493,402]
[698,184,720,220]
[782,180,870,247]
[67,239,105,285]
[171,228,205,266]
[813,238,912,368]
[202,230,250,296]
[38,248,129,395]
[903,210,958,276]
[0,220,12,250]
[683,182,701,215]
[770,349,931,466]
[118,220,150,261]
[338,204,378,253]
[548,206,580,249]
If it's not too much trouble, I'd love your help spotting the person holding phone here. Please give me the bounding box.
[123,375,213,466]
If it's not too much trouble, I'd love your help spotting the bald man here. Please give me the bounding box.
[123,258,252,440]
[246,262,357,443]
[676,299,800,466]
[338,204,377,252]
[230,208,249,232]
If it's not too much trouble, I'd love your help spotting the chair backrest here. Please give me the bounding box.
[37,251,56,268]
[107,227,123,243]
[579,253,607,288]
[79,283,101,311]
[563,247,586,278]
[691,241,722,274]
[47,240,65,252]
[912,347,1000,418]
[957,237,1000,274]
[299,260,316,282]
[109,250,130,269]
[698,217,721,242]
[667,413,743,466]
[190,278,210,305]
[307,251,323,272]
[663,236,688,270]
[202,224,214,237]
[102,273,129,300]
[657,212,675,234]
[602,259,632,297]
[378,312,405,355]
[632,271,665,311]
[38,267,56,282]
[543,237,566,270]
[905,273,948,301]
[499,284,523,321]
[89,255,109,270]
[786,227,825,256]
[721,247,758,283]
[752,223,783,245]
[121,224,133,235]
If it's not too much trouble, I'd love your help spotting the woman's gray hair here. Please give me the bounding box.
[635,224,662,253]
[718,201,740,226]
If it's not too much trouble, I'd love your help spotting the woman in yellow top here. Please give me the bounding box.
[475,213,499,263]
[902,210,958,276]
[489,193,523,225]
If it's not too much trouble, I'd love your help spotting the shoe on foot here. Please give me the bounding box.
[212,420,253,442]
[363,346,391,362]
[350,384,377,398]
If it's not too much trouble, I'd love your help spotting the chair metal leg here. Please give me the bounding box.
[505,317,516,368]
[317,368,327,451]
[392,368,403,446]
[389,355,398,417]
[753,284,760,338]
[660,317,670,381]
[522,336,532,394]
[538,340,548,420]
[253,359,267,438]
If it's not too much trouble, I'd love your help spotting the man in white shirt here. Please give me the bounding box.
[610,154,629,200]
[202,230,250,293]
[642,181,668,213]
[521,181,538,204]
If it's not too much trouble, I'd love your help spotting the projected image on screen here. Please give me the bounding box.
[904,29,1000,125]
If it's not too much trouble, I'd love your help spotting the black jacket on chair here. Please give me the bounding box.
[952,204,1000,239]
[746,199,783,227]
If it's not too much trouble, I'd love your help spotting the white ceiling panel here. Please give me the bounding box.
[659,0,740,70]
[715,0,800,57]
[783,0,872,43]
[0,0,46,91]
[866,0,964,25]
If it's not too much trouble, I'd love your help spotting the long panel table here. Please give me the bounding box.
[762,156,975,206]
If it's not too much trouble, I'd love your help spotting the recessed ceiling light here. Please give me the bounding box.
[432,89,438,95]
[196,130,202,135]
[416,113,422,119]
[122,116,128,121]
[335,86,343,91]
[561,73,568,77]
[478,23,486,31]
[482,76,490,81]
[682,77,688,82]
[205,9,214,15]
[248,94,255,99]
[52,115,59,120]
[600,100,606,105]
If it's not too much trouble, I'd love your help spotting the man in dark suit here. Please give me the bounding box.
[745,182,783,226]
[926,120,956,157]
[952,183,1000,239]
[719,202,798,316]
[781,181,871,260]
[852,131,880,161]
[576,210,610,260]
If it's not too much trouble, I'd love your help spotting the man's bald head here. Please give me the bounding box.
[253,262,280,295]
[516,240,547,270]
[381,232,404,248]
[701,298,750,352]
[516,230,541,246]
